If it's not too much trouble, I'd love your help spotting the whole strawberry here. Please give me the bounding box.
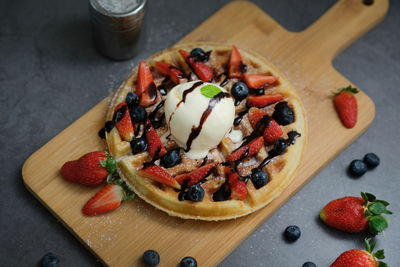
[320,192,392,235]
[61,151,117,186]
[331,238,387,267]
[333,85,359,128]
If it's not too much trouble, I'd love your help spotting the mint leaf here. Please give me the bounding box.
[200,85,222,98]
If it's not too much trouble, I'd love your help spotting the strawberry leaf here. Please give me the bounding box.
[375,200,390,206]
[365,209,373,217]
[365,192,376,202]
[100,160,107,167]
[369,215,389,235]
[336,85,359,95]
[365,238,372,253]
[374,249,385,260]
[106,174,115,184]
[200,85,222,98]
[369,202,387,215]
[378,261,388,267]
[361,192,369,203]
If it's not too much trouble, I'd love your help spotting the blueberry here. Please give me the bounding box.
[126,92,139,107]
[284,225,301,242]
[190,48,207,61]
[130,105,147,123]
[231,82,249,101]
[251,169,269,189]
[363,153,380,169]
[180,256,197,267]
[142,250,160,266]
[131,137,147,154]
[105,120,114,132]
[41,252,59,267]
[160,148,181,168]
[273,138,288,155]
[186,184,205,202]
[348,159,368,177]
[273,101,294,125]
[98,128,106,139]
[213,184,230,201]
[253,88,265,95]
[302,262,317,267]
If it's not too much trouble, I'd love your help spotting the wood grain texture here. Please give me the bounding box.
[22,0,388,266]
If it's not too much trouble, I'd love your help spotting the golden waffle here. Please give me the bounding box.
[105,43,307,220]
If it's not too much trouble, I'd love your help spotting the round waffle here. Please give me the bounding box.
[105,43,307,220]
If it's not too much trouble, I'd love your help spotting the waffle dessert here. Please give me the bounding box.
[104,43,306,220]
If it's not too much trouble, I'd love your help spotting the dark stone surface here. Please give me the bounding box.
[0,0,399,266]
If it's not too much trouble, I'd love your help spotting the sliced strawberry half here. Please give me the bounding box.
[114,102,134,141]
[82,184,123,216]
[248,108,283,144]
[138,164,181,189]
[248,108,266,129]
[154,61,183,84]
[144,120,167,158]
[228,45,243,79]
[243,74,277,89]
[226,136,264,162]
[175,162,217,186]
[137,61,158,107]
[227,171,247,200]
[247,94,284,108]
[179,49,213,82]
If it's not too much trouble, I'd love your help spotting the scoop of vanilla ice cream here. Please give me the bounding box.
[165,81,235,159]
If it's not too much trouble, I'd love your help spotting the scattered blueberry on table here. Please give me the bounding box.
[180,256,197,267]
[142,250,160,266]
[348,159,368,177]
[302,262,317,267]
[40,252,59,267]
[284,225,301,242]
[363,153,380,169]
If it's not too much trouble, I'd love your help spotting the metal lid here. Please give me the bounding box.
[89,0,146,31]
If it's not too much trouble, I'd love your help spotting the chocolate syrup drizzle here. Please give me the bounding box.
[233,110,249,126]
[168,81,204,126]
[185,92,231,152]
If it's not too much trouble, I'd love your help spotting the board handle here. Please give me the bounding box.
[299,0,389,62]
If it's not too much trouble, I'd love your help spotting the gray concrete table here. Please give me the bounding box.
[1,0,399,266]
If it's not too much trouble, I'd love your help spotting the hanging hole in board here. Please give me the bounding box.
[363,0,374,6]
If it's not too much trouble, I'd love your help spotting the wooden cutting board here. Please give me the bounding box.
[22,0,388,266]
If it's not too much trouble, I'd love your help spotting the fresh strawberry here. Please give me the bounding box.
[113,102,134,141]
[175,162,217,186]
[331,239,387,267]
[61,151,117,186]
[179,49,213,82]
[228,45,243,79]
[154,61,183,84]
[243,74,277,89]
[248,108,267,129]
[136,61,158,107]
[226,136,264,162]
[333,85,359,128]
[248,108,283,144]
[320,192,392,234]
[138,164,181,189]
[227,171,247,200]
[82,184,124,216]
[144,120,167,158]
[247,94,284,108]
